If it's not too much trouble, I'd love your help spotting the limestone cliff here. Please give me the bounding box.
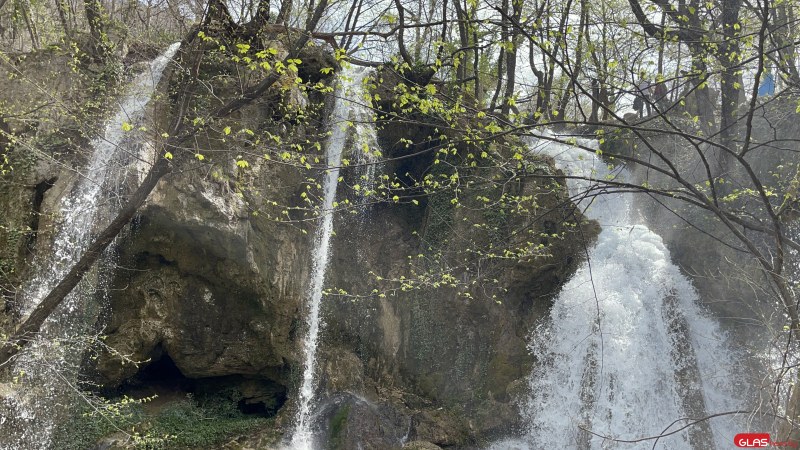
[1,38,594,449]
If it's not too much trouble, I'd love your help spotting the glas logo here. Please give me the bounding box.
[735,434,799,448]
[735,434,771,448]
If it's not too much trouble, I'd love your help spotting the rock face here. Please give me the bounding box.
[90,125,315,418]
[3,41,593,448]
[90,119,589,449]
[316,163,588,444]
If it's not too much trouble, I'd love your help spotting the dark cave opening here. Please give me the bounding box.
[134,353,193,391]
[117,353,197,412]
[118,353,286,417]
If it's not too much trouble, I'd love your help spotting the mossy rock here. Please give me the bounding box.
[328,404,350,450]
[403,442,442,450]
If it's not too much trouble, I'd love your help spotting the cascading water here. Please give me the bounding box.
[0,43,180,450]
[495,133,744,449]
[21,42,181,316]
[289,65,376,449]
[352,84,380,199]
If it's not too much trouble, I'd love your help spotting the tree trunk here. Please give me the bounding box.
[55,0,72,38]
[657,12,666,76]
[490,0,510,113]
[249,0,270,32]
[500,0,522,119]
[542,53,557,119]
[17,0,40,50]
[83,0,112,63]
[203,0,235,32]
[718,0,743,152]
[339,0,360,48]
[489,50,505,112]
[589,79,599,123]
[689,54,716,139]
[394,0,415,66]
[452,0,469,84]
[557,0,586,119]
[276,0,292,25]
[770,2,800,85]
[472,27,480,103]
[531,42,546,121]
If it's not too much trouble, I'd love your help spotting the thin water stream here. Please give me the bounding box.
[289,65,375,449]
[0,43,180,450]
[22,43,181,316]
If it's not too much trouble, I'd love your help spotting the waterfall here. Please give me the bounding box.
[0,43,180,450]
[22,42,181,316]
[495,133,743,449]
[289,65,375,449]
[352,83,380,200]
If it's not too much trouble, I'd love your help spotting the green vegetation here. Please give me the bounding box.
[144,397,272,449]
[51,393,271,450]
[327,404,350,450]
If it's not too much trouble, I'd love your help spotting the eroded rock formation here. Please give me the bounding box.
[1,38,594,448]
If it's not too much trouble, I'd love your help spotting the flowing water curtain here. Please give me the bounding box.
[289,65,352,450]
[289,64,382,449]
[350,67,381,207]
[497,134,746,450]
[20,44,178,316]
[0,43,180,450]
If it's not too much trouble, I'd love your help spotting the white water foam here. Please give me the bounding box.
[494,133,743,449]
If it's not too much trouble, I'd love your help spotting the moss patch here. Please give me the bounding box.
[145,397,272,448]
[328,404,350,450]
[50,391,273,449]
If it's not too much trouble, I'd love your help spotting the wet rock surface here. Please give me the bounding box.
[88,138,589,448]
[2,45,593,447]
